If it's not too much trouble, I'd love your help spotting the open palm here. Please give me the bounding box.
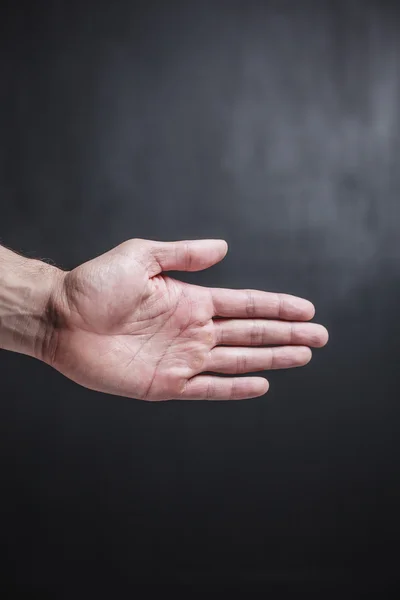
[51,238,328,400]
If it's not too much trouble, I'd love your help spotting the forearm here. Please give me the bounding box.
[0,245,64,362]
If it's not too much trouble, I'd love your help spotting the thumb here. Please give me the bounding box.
[149,239,228,274]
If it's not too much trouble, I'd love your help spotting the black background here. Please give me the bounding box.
[1,0,400,594]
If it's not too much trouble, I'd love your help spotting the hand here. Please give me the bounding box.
[49,239,328,401]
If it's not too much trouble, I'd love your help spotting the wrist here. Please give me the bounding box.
[0,248,67,363]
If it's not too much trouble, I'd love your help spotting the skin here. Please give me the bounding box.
[0,238,328,400]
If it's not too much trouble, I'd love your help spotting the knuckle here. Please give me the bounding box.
[289,322,295,344]
[269,348,275,369]
[236,351,248,373]
[250,320,263,345]
[230,378,238,400]
[277,294,284,319]
[206,378,215,400]
[245,290,256,317]
[184,242,192,270]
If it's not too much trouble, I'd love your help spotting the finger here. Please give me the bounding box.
[214,319,329,348]
[179,375,269,400]
[148,239,228,275]
[204,346,312,374]
[211,289,315,321]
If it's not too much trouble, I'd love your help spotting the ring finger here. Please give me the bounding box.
[214,319,328,348]
[203,345,312,374]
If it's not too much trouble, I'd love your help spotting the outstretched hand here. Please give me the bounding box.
[49,239,328,400]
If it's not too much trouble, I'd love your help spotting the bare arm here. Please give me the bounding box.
[0,245,64,361]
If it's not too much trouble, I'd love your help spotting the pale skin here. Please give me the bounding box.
[0,238,328,400]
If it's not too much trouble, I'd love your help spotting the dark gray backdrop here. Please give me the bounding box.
[1,0,400,593]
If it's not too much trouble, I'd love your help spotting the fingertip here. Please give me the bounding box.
[318,325,329,347]
[254,377,269,397]
[305,301,316,320]
[283,295,316,321]
[300,346,313,365]
[215,239,228,257]
[306,347,313,364]
[308,324,329,348]
[261,378,270,395]
[195,239,228,269]
[209,239,228,267]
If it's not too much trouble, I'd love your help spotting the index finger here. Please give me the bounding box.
[210,288,315,321]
